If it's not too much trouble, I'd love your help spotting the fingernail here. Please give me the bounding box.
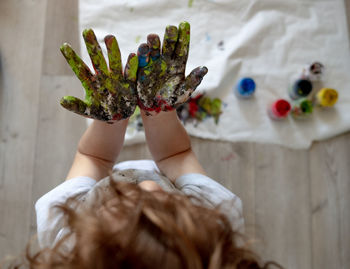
[165,25,178,40]
[148,34,160,48]
[138,43,149,67]
[83,28,95,42]
[200,66,208,75]
[104,35,114,45]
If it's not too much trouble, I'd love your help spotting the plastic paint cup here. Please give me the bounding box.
[291,99,313,119]
[316,88,338,107]
[235,78,256,98]
[289,79,313,100]
[305,62,325,81]
[268,99,291,120]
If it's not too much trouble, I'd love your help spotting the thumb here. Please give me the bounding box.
[172,66,208,106]
[185,66,208,91]
[60,96,88,116]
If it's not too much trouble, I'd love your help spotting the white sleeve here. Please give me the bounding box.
[35,177,96,248]
[175,174,244,233]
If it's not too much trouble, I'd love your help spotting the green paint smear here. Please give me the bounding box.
[60,44,94,100]
[178,22,190,56]
[164,26,178,41]
[128,56,138,80]
[83,29,109,75]
[129,106,140,122]
[188,0,194,8]
[107,37,122,75]
[160,60,167,76]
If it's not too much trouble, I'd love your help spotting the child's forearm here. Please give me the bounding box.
[66,119,128,181]
[141,110,191,162]
[141,110,206,181]
[77,119,128,163]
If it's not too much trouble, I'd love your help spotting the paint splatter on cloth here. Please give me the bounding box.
[128,93,223,131]
[177,93,222,125]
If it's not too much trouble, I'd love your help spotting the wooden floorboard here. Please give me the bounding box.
[253,144,312,268]
[0,0,47,258]
[191,139,256,238]
[310,133,350,269]
[42,0,80,76]
[29,76,86,235]
[29,0,84,236]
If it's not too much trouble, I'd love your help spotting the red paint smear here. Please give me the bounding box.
[137,98,174,113]
[189,102,198,117]
[220,153,235,161]
[112,113,122,121]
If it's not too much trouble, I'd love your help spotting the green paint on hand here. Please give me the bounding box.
[136,22,207,114]
[177,22,190,57]
[128,55,139,80]
[160,60,167,76]
[60,29,137,122]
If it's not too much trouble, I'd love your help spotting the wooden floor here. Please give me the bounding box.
[0,1,349,268]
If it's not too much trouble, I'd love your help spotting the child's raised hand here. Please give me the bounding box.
[60,29,138,122]
[136,21,208,115]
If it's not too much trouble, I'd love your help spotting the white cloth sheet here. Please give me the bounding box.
[80,0,350,149]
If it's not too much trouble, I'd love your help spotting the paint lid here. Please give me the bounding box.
[316,88,338,107]
[309,62,324,76]
[293,79,313,97]
[271,99,291,117]
[236,78,256,97]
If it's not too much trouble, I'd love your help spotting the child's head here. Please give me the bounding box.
[23,179,280,269]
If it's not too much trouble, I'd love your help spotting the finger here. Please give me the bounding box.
[104,35,122,78]
[124,53,138,82]
[83,29,109,76]
[147,34,160,61]
[185,66,208,90]
[162,25,178,59]
[174,21,190,63]
[137,43,150,68]
[173,66,208,105]
[60,43,95,94]
[60,96,88,116]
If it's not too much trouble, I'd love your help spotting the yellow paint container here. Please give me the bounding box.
[316,88,338,107]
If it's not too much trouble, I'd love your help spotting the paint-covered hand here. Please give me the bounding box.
[60,29,138,122]
[137,21,208,114]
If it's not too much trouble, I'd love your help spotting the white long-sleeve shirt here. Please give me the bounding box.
[35,160,244,249]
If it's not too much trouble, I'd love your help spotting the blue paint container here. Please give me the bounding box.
[289,79,313,100]
[235,78,256,98]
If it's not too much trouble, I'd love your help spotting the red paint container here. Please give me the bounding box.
[268,99,291,120]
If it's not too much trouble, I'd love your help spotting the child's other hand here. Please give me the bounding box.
[60,29,138,123]
[136,21,208,115]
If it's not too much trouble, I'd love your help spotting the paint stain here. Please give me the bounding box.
[135,35,141,43]
[129,7,134,12]
[221,152,235,161]
[205,32,211,41]
[312,199,328,214]
[188,0,194,8]
[218,40,224,50]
